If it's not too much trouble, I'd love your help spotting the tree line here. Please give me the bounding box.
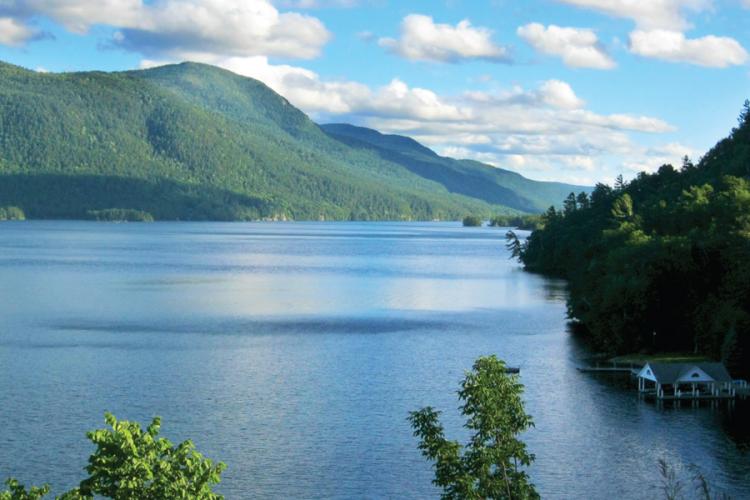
[510,101,750,377]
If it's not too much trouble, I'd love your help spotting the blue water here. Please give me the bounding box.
[0,221,748,498]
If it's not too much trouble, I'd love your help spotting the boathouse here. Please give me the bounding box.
[637,362,735,400]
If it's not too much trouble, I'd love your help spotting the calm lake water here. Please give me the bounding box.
[0,221,748,499]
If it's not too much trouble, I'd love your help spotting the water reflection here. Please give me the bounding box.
[0,221,748,498]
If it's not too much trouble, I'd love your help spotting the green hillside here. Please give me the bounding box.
[322,123,590,213]
[518,101,750,376]
[0,60,585,221]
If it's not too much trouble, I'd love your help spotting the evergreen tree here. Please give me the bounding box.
[563,192,577,216]
[516,101,750,377]
[614,174,626,191]
[576,192,590,210]
[505,231,523,259]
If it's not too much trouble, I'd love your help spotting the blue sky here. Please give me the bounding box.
[1,0,749,184]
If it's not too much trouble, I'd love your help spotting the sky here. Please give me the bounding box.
[0,1,749,185]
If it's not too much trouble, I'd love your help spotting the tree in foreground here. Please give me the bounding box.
[1,413,225,499]
[409,356,538,500]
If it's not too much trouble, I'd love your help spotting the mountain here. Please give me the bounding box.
[0,60,587,221]
[322,124,589,213]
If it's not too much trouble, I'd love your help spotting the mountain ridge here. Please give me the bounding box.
[322,123,590,213]
[0,60,589,221]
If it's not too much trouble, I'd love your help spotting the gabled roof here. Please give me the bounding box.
[640,362,732,384]
[694,363,732,383]
[644,363,685,384]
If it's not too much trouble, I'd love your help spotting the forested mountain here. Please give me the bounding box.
[516,102,750,376]
[0,60,583,221]
[323,123,589,213]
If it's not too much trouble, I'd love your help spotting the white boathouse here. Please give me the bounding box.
[637,362,735,400]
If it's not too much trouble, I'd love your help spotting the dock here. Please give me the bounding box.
[578,361,749,402]
[576,362,641,374]
[735,382,750,399]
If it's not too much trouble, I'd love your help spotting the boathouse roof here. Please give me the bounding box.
[638,362,732,385]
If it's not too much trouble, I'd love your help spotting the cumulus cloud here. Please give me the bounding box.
[466,80,586,110]
[143,54,469,121]
[538,80,587,109]
[0,0,331,59]
[555,0,711,30]
[517,23,615,69]
[0,16,37,45]
[0,0,142,33]
[556,0,748,67]
[621,142,698,173]
[275,0,359,7]
[378,14,510,63]
[629,29,748,67]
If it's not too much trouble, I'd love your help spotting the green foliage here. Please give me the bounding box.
[0,479,50,500]
[0,60,574,221]
[489,214,542,231]
[78,413,225,499]
[86,208,154,222]
[518,102,750,376]
[0,206,25,220]
[1,413,225,500]
[505,231,524,260]
[463,215,483,227]
[611,193,634,220]
[409,356,538,500]
[322,124,590,214]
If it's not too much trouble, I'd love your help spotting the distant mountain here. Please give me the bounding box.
[322,124,590,213]
[0,60,588,221]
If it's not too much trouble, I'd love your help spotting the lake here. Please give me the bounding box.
[0,221,748,498]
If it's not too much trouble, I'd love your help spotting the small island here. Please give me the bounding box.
[462,215,483,227]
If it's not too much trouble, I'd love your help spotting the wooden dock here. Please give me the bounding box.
[576,362,641,374]
[576,361,750,402]
[639,390,735,401]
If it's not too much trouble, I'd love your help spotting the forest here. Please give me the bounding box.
[0,61,583,221]
[516,102,750,377]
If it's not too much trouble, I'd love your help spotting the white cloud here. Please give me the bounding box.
[378,14,510,63]
[555,0,712,30]
[464,80,586,111]
[629,29,748,67]
[556,0,748,68]
[275,0,359,7]
[12,0,142,33]
[517,23,615,69]
[0,16,36,45]
[0,0,331,59]
[145,55,469,121]
[622,142,698,173]
[538,80,587,109]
